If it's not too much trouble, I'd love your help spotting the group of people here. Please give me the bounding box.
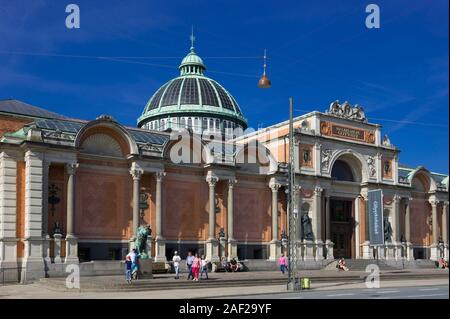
[173,251,210,281]
[220,257,242,272]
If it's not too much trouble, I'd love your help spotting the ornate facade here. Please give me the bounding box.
[0,48,448,283]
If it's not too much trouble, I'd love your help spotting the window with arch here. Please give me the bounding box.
[331,160,354,182]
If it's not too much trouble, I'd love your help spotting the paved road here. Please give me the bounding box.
[226,284,449,299]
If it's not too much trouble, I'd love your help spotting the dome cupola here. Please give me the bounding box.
[137,33,248,135]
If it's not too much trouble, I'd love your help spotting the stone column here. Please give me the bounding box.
[429,198,439,261]
[154,171,166,262]
[0,151,19,282]
[21,150,45,282]
[405,197,414,260]
[392,194,401,259]
[442,202,449,260]
[227,179,237,260]
[361,195,372,259]
[354,196,360,259]
[313,186,324,260]
[42,161,51,265]
[269,181,281,261]
[324,194,334,259]
[205,176,219,262]
[65,163,79,264]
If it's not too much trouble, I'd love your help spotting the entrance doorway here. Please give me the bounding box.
[330,199,354,258]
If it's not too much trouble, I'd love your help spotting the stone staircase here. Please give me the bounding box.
[324,259,402,271]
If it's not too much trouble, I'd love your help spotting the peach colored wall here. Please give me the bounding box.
[16,161,25,258]
[0,115,31,137]
[410,196,432,246]
[234,179,271,242]
[163,173,208,241]
[75,168,132,239]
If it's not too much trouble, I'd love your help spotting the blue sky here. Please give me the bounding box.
[0,0,448,173]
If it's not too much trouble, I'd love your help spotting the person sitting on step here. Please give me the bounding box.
[337,258,349,271]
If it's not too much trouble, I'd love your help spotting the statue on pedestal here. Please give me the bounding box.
[135,224,152,259]
[301,214,314,241]
[384,217,393,243]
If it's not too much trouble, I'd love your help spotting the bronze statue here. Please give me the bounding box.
[384,217,393,243]
[135,224,152,259]
[301,214,314,241]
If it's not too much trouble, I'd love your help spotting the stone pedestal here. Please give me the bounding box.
[0,238,19,283]
[53,234,63,263]
[65,235,79,264]
[138,258,153,279]
[21,237,45,283]
[206,238,219,262]
[406,242,414,261]
[362,241,371,259]
[227,238,237,261]
[444,245,449,261]
[154,237,166,262]
[430,244,439,261]
[315,240,324,261]
[385,244,396,260]
[303,240,315,261]
[43,235,51,265]
[377,245,386,259]
[128,237,136,252]
[219,237,227,259]
[325,240,334,260]
[268,240,281,261]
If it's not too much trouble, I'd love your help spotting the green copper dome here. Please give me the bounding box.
[137,45,248,132]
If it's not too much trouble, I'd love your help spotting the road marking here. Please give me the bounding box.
[327,293,354,297]
[419,288,440,291]
[404,293,447,298]
[376,290,400,294]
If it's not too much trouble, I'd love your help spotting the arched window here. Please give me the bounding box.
[331,160,354,182]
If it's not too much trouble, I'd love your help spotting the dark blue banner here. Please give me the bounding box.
[368,189,384,245]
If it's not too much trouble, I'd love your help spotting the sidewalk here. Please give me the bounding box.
[27,268,449,292]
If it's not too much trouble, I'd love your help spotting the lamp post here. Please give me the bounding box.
[287,97,299,291]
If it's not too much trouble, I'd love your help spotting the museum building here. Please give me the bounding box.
[0,43,448,282]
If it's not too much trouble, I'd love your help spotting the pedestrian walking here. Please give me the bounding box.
[186,251,194,280]
[278,254,288,274]
[172,251,181,279]
[192,253,201,281]
[125,255,132,283]
[200,255,209,280]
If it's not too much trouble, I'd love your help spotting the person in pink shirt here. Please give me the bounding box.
[278,254,288,274]
[191,253,201,281]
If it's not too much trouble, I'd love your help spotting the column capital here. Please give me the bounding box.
[155,171,166,182]
[269,181,281,192]
[393,194,402,202]
[429,198,439,207]
[129,167,143,180]
[314,186,323,196]
[228,178,237,188]
[206,176,219,187]
[314,142,321,149]
[66,162,79,175]
[443,201,449,208]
